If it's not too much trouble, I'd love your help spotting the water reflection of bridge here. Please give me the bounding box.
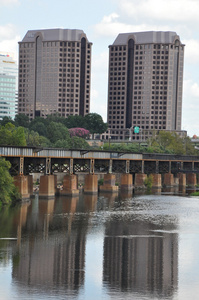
[1,146,199,198]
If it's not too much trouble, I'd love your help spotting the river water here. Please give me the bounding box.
[0,189,199,300]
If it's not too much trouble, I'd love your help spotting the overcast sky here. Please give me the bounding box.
[0,0,198,136]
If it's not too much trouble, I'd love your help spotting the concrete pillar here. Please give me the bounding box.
[169,161,171,173]
[84,174,98,194]
[151,174,162,188]
[177,173,186,187]
[14,175,30,200]
[60,174,79,196]
[39,175,55,197]
[163,173,174,187]
[141,161,145,174]
[99,174,118,193]
[186,173,197,187]
[134,173,147,189]
[27,175,33,196]
[121,173,133,191]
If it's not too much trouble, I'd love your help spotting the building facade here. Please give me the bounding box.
[107,31,185,140]
[0,52,18,120]
[18,29,92,120]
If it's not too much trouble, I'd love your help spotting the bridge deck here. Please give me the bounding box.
[0,146,199,162]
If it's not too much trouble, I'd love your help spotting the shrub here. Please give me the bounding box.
[144,174,153,191]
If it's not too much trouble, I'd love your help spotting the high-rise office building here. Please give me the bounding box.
[0,52,18,120]
[107,31,185,140]
[18,29,92,120]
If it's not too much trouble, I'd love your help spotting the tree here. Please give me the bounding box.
[147,131,197,155]
[25,129,51,147]
[0,158,21,206]
[0,116,15,126]
[30,121,47,137]
[14,114,29,128]
[63,115,86,129]
[70,136,90,149]
[46,122,70,144]
[0,123,26,146]
[84,113,108,138]
[69,128,90,139]
[53,139,71,148]
[12,126,27,146]
[183,136,198,155]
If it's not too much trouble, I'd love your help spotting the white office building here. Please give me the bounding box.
[0,52,18,120]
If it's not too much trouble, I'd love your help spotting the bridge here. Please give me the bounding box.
[1,146,199,199]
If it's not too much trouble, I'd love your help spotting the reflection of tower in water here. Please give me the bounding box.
[103,219,178,297]
[12,196,87,295]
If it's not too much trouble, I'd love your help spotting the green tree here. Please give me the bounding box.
[0,116,15,126]
[46,122,70,144]
[14,114,29,128]
[84,113,108,138]
[63,115,86,129]
[53,139,71,148]
[183,136,197,155]
[147,131,196,155]
[25,129,51,147]
[30,121,47,137]
[0,158,21,206]
[70,136,90,149]
[0,123,26,146]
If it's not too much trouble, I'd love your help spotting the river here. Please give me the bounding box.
[0,188,199,300]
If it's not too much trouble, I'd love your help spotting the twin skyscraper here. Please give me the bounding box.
[18,29,185,140]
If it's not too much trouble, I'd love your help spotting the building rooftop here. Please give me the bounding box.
[21,28,90,43]
[112,31,182,45]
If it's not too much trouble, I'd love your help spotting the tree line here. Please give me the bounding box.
[0,113,108,149]
[0,113,198,155]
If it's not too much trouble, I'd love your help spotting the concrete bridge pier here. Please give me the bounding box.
[120,173,133,191]
[163,173,174,187]
[134,173,147,189]
[177,173,186,187]
[151,174,162,188]
[186,173,197,187]
[60,174,79,196]
[99,174,119,193]
[39,175,55,198]
[84,174,98,194]
[14,175,30,200]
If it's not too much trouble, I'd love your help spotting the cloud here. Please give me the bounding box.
[0,24,20,59]
[94,13,170,38]
[0,0,19,5]
[182,79,199,135]
[184,80,199,100]
[183,39,199,64]
[0,24,19,41]
[117,0,199,23]
[190,83,199,98]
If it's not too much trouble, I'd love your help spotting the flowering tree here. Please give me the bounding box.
[69,128,90,139]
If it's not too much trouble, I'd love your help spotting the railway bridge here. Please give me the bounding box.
[1,146,199,199]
